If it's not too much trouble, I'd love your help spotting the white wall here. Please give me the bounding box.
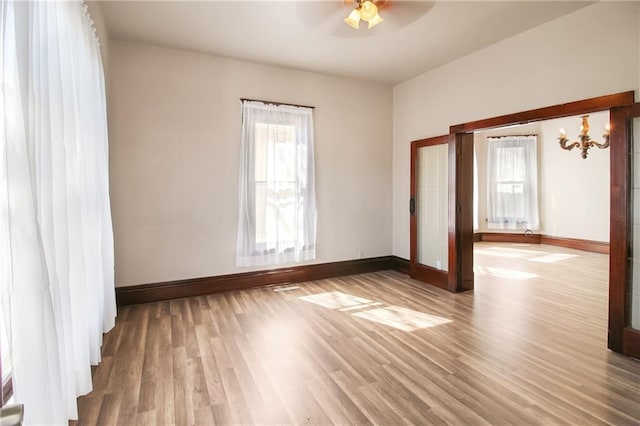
[109,41,393,287]
[393,1,640,259]
[540,112,610,242]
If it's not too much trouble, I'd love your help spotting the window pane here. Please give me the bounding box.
[512,183,524,194]
[255,182,267,244]
[496,147,514,181]
[255,124,268,182]
[0,314,10,385]
[497,183,513,193]
[254,123,298,249]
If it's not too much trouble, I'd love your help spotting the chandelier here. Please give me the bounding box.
[558,115,610,159]
[344,0,384,29]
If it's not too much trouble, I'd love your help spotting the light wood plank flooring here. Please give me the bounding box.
[76,243,640,425]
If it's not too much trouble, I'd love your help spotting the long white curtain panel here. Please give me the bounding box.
[0,0,116,423]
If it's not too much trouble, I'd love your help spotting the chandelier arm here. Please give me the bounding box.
[558,136,580,151]
[590,135,610,150]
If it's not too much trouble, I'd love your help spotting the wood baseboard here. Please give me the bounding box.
[392,256,410,275]
[540,235,609,254]
[115,234,608,306]
[623,327,640,359]
[474,232,609,254]
[116,256,397,306]
[476,232,542,244]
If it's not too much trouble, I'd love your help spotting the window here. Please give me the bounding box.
[237,101,317,267]
[486,135,539,230]
[0,313,11,405]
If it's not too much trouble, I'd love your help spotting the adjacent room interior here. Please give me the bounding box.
[2,1,640,424]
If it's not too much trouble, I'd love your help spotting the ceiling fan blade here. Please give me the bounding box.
[296,1,349,28]
[379,1,435,28]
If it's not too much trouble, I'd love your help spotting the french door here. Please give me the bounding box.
[410,136,450,289]
[609,102,640,358]
[410,134,474,292]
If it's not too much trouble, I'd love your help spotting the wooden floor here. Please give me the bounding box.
[76,243,640,425]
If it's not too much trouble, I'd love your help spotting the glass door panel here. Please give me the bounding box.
[417,144,448,271]
[409,135,449,290]
[631,116,640,331]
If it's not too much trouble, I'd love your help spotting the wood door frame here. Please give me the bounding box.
[609,102,640,355]
[410,135,450,290]
[449,133,475,292]
[446,90,636,355]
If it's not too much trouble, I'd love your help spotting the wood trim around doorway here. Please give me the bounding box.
[447,90,635,355]
[450,91,635,133]
[608,102,640,354]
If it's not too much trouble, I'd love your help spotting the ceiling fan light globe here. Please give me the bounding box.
[367,13,383,28]
[344,9,361,29]
[359,1,378,21]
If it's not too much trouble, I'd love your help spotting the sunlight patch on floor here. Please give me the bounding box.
[297,291,452,332]
[272,285,300,292]
[529,253,578,263]
[474,265,487,275]
[297,291,373,309]
[352,306,452,332]
[486,267,537,280]
[338,301,384,312]
[475,246,545,259]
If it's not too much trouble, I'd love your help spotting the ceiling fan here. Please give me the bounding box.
[341,1,434,31]
[295,1,434,35]
[343,0,389,29]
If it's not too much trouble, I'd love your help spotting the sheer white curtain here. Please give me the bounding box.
[0,0,116,423]
[486,135,539,230]
[237,101,316,267]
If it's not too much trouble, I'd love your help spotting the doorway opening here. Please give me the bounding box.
[471,113,611,347]
[410,90,638,355]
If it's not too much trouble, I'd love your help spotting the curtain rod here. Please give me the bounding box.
[240,98,315,109]
[486,134,538,138]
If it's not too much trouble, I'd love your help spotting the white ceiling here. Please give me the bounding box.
[99,1,593,85]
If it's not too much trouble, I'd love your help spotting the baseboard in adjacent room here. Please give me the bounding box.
[476,232,542,244]
[474,232,609,254]
[539,235,609,254]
